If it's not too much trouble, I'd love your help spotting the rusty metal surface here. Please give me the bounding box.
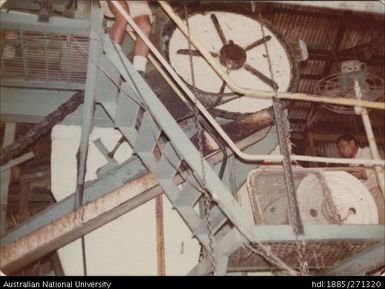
[0,91,84,166]
[0,173,159,274]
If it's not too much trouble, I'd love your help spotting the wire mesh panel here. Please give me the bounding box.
[246,167,380,225]
[228,240,379,271]
[0,29,88,84]
[228,167,383,273]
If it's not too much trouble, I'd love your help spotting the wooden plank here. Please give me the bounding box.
[49,252,65,276]
[17,183,30,224]
[0,174,161,274]
[307,130,318,167]
[155,195,165,276]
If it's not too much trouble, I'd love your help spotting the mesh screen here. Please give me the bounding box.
[1,30,88,84]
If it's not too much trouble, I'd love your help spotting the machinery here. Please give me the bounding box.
[162,8,299,109]
[0,0,384,276]
[315,60,384,114]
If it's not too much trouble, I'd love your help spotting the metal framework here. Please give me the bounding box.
[0,0,384,276]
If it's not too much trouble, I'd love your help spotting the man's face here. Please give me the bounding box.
[337,139,357,158]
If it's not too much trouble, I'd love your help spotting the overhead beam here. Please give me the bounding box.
[308,49,385,67]
[300,74,322,80]
[0,87,114,126]
[264,5,384,28]
[0,11,89,36]
[291,130,385,145]
[338,35,383,55]
[273,1,385,15]
[1,80,85,91]
[322,20,345,77]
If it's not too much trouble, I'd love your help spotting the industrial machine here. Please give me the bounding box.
[0,0,384,276]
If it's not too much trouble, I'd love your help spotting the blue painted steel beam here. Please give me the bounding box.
[74,2,103,210]
[251,225,384,242]
[0,123,16,235]
[0,87,113,126]
[0,156,147,246]
[1,80,85,91]
[107,40,257,242]
[0,11,90,36]
[215,127,277,192]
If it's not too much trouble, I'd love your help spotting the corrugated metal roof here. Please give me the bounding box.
[256,2,384,134]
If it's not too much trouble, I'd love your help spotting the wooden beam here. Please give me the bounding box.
[307,130,318,167]
[308,49,385,67]
[264,2,384,28]
[322,21,345,77]
[155,195,165,276]
[0,173,160,274]
[49,252,65,276]
[293,130,385,145]
[300,74,322,80]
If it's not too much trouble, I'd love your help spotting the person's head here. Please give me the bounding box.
[336,134,358,158]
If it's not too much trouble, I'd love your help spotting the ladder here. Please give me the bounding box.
[96,34,258,275]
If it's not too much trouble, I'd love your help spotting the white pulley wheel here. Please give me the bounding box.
[297,171,379,224]
[166,10,298,112]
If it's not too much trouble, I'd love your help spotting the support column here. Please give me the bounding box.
[0,123,16,235]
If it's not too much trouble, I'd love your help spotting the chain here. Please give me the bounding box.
[296,241,309,274]
[256,9,308,274]
[184,5,216,275]
[317,172,340,224]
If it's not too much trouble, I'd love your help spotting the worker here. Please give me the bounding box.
[336,134,384,223]
[100,1,153,77]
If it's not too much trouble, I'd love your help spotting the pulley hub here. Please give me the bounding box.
[219,40,247,70]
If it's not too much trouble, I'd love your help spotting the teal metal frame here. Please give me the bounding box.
[0,11,90,36]
[0,0,383,276]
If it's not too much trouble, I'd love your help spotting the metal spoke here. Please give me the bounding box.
[210,14,227,45]
[177,49,219,57]
[244,35,272,51]
[219,80,226,94]
[243,63,279,90]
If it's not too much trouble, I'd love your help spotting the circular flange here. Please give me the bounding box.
[163,9,299,112]
[297,171,379,224]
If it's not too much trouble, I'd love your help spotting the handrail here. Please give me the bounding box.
[110,1,385,167]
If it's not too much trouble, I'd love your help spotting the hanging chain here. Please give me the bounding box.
[256,9,308,274]
[184,5,216,275]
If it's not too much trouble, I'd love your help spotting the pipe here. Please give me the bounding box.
[155,195,166,276]
[354,80,385,195]
[110,1,385,167]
